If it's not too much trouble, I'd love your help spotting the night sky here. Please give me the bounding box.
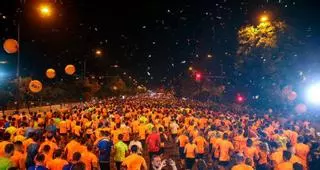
[0,0,320,93]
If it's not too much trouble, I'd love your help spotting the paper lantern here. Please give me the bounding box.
[268,108,273,113]
[3,39,19,54]
[46,68,56,79]
[295,104,307,114]
[65,64,76,75]
[288,91,297,101]
[29,80,43,93]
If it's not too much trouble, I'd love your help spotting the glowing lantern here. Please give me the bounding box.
[295,104,307,114]
[287,91,297,101]
[65,64,76,75]
[3,39,19,54]
[268,108,273,113]
[29,80,43,93]
[46,68,56,79]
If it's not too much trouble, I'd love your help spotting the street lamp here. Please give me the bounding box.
[15,2,54,111]
[259,15,269,23]
[39,4,52,17]
[95,49,102,57]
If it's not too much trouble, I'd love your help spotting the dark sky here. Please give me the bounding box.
[0,0,320,90]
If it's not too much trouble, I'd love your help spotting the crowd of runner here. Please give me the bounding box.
[0,96,319,170]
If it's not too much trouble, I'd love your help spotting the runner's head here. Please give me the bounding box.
[13,141,23,152]
[4,143,14,157]
[293,162,303,170]
[47,132,54,140]
[245,158,252,166]
[151,155,162,168]
[283,150,292,161]
[71,162,86,170]
[35,153,45,164]
[297,136,304,143]
[152,127,157,133]
[246,139,253,147]
[72,152,82,162]
[53,149,63,158]
[43,145,51,154]
[118,134,124,141]
[3,133,11,141]
[223,133,228,140]
[130,145,138,153]
[235,154,244,164]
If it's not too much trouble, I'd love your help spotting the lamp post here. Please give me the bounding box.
[15,2,53,111]
[83,49,103,80]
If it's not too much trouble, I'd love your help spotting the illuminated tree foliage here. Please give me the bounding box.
[237,21,286,55]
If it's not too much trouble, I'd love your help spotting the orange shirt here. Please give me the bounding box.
[199,118,207,129]
[112,129,122,144]
[193,136,207,154]
[294,143,310,161]
[122,127,131,142]
[81,150,98,170]
[212,138,222,158]
[276,161,293,170]
[73,126,81,136]
[270,150,283,166]
[43,152,52,165]
[217,140,234,161]
[46,112,53,119]
[185,143,197,158]
[258,150,268,165]
[66,119,72,131]
[289,131,298,145]
[23,138,34,152]
[138,125,147,140]
[59,121,67,134]
[65,140,81,161]
[231,163,254,170]
[178,135,189,147]
[290,154,302,165]
[46,158,68,170]
[0,141,10,157]
[10,151,25,169]
[294,143,310,168]
[131,120,140,133]
[243,146,259,165]
[122,153,147,170]
[39,140,58,159]
[233,135,246,153]
[163,117,170,127]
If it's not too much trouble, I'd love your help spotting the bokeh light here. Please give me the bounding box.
[306,83,320,105]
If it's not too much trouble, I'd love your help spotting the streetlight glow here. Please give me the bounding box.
[260,15,269,23]
[39,4,52,17]
[95,49,102,57]
[306,83,320,105]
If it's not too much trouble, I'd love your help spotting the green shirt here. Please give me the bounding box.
[0,157,12,170]
[114,141,128,162]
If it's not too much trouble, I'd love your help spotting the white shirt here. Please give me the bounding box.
[129,140,143,154]
[170,122,179,134]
